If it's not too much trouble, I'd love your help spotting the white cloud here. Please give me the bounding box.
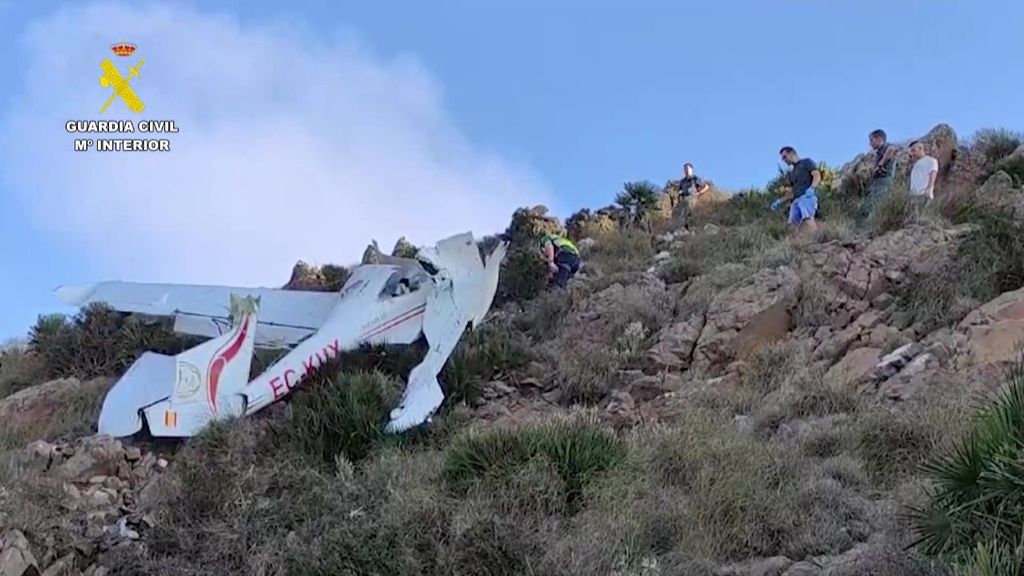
[0,1,556,287]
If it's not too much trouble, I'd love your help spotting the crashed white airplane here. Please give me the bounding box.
[55,232,508,438]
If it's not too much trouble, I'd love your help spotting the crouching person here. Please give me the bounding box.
[538,233,580,288]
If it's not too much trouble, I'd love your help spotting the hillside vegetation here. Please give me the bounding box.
[3,124,1024,575]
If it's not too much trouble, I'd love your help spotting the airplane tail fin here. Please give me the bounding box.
[473,239,509,328]
[97,295,260,438]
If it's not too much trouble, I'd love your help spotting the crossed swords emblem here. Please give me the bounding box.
[99,58,145,113]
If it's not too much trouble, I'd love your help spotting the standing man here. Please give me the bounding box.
[538,232,580,289]
[777,146,820,233]
[680,163,711,199]
[908,140,938,201]
[672,163,711,229]
[867,129,898,200]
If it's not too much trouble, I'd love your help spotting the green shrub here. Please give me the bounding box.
[615,181,662,228]
[442,322,534,406]
[816,182,864,223]
[868,187,919,236]
[658,255,703,285]
[443,415,626,512]
[993,153,1024,187]
[28,303,196,380]
[339,341,427,379]
[496,246,548,303]
[972,128,1022,168]
[857,406,945,488]
[693,187,774,228]
[907,358,1024,573]
[270,369,401,465]
[895,208,1024,331]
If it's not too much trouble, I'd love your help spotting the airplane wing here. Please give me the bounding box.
[56,281,338,345]
[100,59,144,112]
[100,60,124,83]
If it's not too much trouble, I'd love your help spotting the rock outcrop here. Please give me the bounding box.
[837,123,960,193]
[954,285,1024,367]
[0,378,87,438]
[283,261,350,291]
[504,205,564,246]
[691,266,801,369]
[3,435,170,576]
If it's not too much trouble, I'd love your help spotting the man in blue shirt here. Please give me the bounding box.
[776,146,820,234]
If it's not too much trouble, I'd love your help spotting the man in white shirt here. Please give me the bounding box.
[908,140,938,200]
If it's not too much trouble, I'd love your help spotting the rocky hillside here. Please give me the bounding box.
[2,124,1024,576]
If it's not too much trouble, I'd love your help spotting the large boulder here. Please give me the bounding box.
[390,237,418,258]
[972,170,1024,220]
[0,378,85,439]
[955,286,1024,366]
[691,266,801,369]
[558,275,673,349]
[826,347,883,388]
[565,207,621,241]
[0,530,39,576]
[283,261,349,291]
[797,224,960,309]
[504,205,564,247]
[647,314,705,371]
[49,436,126,483]
[918,123,959,181]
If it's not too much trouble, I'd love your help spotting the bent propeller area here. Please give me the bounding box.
[59,231,508,439]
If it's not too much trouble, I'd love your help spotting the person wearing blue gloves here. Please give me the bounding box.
[775,146,820,234]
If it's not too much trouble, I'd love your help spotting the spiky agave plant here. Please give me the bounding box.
[908,354,1024,572]
[615,180,662,229]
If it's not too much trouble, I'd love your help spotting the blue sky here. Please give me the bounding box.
[1,0,1022,341]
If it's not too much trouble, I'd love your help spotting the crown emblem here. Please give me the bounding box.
[111,42,136,57]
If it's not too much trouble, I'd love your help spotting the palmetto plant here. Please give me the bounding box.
[908,354,1024,573]
[615,180,661,228]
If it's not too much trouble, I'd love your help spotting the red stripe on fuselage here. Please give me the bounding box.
[207,315,251,414]
[360,304,426,341]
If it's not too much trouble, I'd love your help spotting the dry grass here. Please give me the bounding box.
[0,346,46,399]
[40,377,112,441]
[582,228,656,277]
[669,220,788,274]
[728,342,862,436]
[895,208,1024,332]
[556,410,875,569]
